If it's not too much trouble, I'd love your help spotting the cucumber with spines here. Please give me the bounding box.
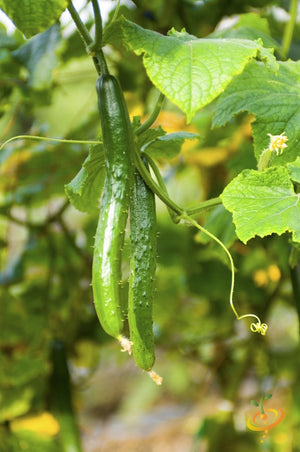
[92,73,134,341]
[128,158,157,371]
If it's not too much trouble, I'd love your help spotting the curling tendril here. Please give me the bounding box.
[181,214,268,335]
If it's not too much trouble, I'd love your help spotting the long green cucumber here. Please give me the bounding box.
[128,158,157,372]
[93,74,134,340]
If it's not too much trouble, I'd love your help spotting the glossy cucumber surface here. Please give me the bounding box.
[92,74,134,338]
[128,160,156,370]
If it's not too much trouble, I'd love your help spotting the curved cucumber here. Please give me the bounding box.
[92,74,134,339]
[128,159,156,371]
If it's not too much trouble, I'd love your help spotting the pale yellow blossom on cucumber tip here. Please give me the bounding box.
[267,132,288,155]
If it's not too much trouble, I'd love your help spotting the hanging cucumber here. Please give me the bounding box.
[128,157,162,384]
[92,73,134,348]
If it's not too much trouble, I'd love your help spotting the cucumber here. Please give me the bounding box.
[92,74,134,340]
[128,158,157,371]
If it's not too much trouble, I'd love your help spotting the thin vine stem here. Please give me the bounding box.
[67,2,93,47]
[91,0,103,49]
[67,1,102,74]
[282,0,299,59]
[133,148,183,216]
[90,0,109,74]
[144,153,221,217]
[186,198,222,216]
[181,214,268,335]
[145,153,180,222]
[109,0,121,25]
[135,92,165,136]
[0,135,102,152]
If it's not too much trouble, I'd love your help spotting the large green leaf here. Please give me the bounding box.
[12,24,63,90]
[0,0,67,38]
[120,18,276,122]
[221,167,300,243]
[213,60,300,165]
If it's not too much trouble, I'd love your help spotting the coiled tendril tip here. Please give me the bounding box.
[250,321,268,336]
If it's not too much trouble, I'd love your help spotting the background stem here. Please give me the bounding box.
[282,0,299,58]
[50,340,83,452]
[91,0,103,49]
[290,262,300,334]
[68,1,102,74]
[135,92,165,135]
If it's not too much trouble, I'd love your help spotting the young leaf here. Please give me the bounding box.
[221,167,300,243]
[213,60,300,164]
[251,400,259,407]
[12,23,63,90]
[0,0,68,38]
[143,131,199,159]
[120,18,276,123]
[65,144,105,214]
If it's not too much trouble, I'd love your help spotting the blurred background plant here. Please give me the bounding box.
[0,0,299,451]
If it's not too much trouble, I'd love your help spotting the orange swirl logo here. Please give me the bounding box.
[247,394,285,443]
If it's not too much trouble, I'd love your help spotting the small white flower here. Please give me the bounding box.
[267,132,288,155]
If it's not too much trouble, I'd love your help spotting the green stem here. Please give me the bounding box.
[67,1,101,74]
[182,213,236,307]
[145,153,220,221]
[0,134,102,152]
[91,0,103,49]
[181,213,265,332]
[67,2,93,47]
[259,396,265,415]
[95,49,109,74]
[109,0,121,25]
[290,260,300,334]
[135,92,165,136]
[145,154,180,223]
[282,0,299,59]
[133,148,183,216]
[257,148,273,172]
[50,340,83,452]
[186,197,222,216]
[90,0,109,74]
[145,154,169,196]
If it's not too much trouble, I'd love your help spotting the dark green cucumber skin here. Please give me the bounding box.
[93,74,134,338]
[128,160,156,371]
